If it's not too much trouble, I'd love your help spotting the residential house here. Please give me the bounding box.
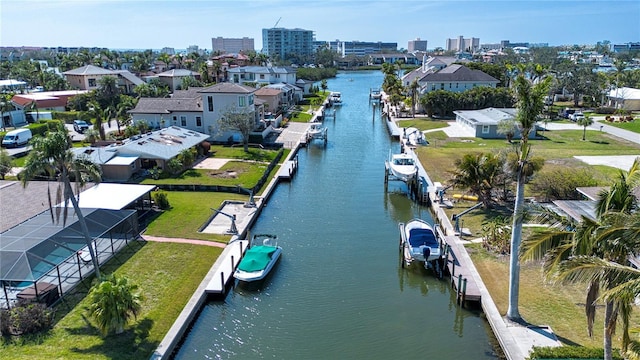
[129,83,262,143]
[63,65,143,94]
[453,108,537,139]
[11,90,89,112]
[73,126,209,181]
[157,69,201,92]
[263,83,301,110]
[607,87,640,111]
[419,64,499,94]
[254,87,282,115]
[401,56,463,88]
[227,66,297,86]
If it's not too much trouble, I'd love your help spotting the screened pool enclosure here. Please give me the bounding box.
[0,207,140,308]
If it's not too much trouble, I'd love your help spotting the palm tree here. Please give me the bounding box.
[506,74,552,321]
[449,152,503,208]
[577,115,594,141]
[596,157,640,217]
[21,125,103,279]
[408,79,419,118]
[88,273,143,335]
[522,161,640,360]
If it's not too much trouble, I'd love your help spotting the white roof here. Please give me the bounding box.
[608,87,640,100]
[454,108,517,125]
[105,155,138,165]
[60,183,155,210]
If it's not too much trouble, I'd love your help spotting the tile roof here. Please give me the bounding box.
[198,83,256,94]
[423,64,498,82]
[254,87,282,96]
[63,65,115,75]
[128,97,202,114]
[172,87,206,99]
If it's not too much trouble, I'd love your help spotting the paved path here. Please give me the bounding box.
[142,234,227,248]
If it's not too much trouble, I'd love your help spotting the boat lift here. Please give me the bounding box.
[451,202,483,235]
[237,186,256,207]
[210,208,238,234]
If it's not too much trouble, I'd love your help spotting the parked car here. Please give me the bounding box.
[73,120,90,133]
[569,112,584,122]
[2,128,32,148]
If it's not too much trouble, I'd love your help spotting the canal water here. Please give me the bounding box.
[173,71,498,359]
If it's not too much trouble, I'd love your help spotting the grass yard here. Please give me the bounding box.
[419,126,640,348]
[605,119,640,134]
[144,191,246,242]
[471,244,640,349]
[0,241,221,360]
[397,118,450,131]
[142,161,269,188]
[208,146,284,162]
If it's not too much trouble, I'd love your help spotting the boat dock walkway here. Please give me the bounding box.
[277,158,299,180]
[204,240,249,294]
[442,234,481,304]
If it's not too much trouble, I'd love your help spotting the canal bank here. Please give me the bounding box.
[150,122,312,360]
[384,98,562,359]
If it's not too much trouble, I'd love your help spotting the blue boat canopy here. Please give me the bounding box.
[408,228,438,247]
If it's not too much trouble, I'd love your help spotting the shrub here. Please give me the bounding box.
[152,190,170,210]
[0,301,54,336]
[529,168,599,202]
[596,107,616,114]
[528,345,622,359]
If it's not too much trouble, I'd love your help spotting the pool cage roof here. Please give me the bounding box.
[0,208,137,284]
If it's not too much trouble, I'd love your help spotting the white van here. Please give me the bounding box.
[2,128,32,148]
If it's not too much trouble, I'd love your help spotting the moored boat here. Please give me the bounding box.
[234,234,282,283]
[399,218,443,275]
[387,151,418,182]
[329,91,343,106]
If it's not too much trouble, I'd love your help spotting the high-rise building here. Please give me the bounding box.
[211,37,255,54]
[445,36,480,52]
[408,38,428,52]
[262,28,314,59]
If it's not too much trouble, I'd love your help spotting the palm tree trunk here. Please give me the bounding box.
[507,167,526,321]
[63,173,101,279]
[604,301,614,360]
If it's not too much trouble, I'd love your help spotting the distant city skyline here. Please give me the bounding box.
[2,0,639,52]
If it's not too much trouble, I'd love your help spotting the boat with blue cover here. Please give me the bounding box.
[399,218,443,276]
[234,234,282,283]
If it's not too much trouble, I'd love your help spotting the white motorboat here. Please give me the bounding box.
[306,122,327,139]
[387,151,418,182]
[329,92,342,106]
[234,234,282,283]
[404,127,428,146]
[399,218,443,273]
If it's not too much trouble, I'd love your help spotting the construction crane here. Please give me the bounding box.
[273,17,282,28]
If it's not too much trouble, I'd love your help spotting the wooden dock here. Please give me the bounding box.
[277,157,298,181]
[441,233,481,305]
[204,240,248,295]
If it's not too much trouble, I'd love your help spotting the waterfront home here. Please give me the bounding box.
[227,65,297,86]
[130,83,265,143]
[453,107,537,139]
[72,126,209,181]
[418,64,499,95]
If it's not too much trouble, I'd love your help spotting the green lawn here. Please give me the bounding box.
[209,146,283,162]
[397,118,450,131]
[142,161,269,188]
[144,191,246,242]
[604,119,640,134]
[419,127,640,349]
[0,241,222,360]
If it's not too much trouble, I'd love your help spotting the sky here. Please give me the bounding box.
[1,0,639,51]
